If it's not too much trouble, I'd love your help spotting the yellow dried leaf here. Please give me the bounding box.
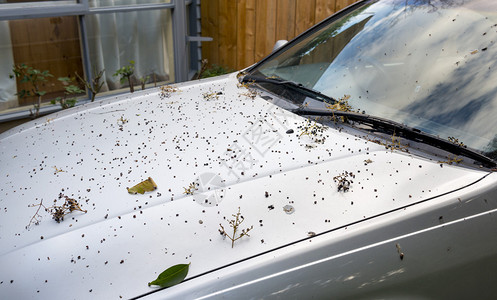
[127,177,157,194]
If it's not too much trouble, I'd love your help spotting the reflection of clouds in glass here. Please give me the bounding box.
[314,2,497,152]
[403,16,497,149]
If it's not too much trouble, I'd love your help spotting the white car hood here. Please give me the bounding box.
[0,73,488,298]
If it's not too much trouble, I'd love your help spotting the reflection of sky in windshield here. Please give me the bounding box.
[309,0,497,153]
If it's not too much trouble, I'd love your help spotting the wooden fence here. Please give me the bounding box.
[200,0,359,71]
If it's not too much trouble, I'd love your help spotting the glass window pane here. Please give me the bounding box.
[0,1,76,4]
[0,20,16,112]
[89,0,171,8]
[86,9,174,94]
[0,16,84,115]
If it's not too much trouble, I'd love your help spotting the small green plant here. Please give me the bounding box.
[219,207,254,248]
[11,64,53,118]
[139,75,150,90]
[51,77,84,109]
[200,64,233,78]
[76,69,104,102]
[113,60,135,93]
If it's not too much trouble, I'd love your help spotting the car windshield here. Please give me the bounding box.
[248,0,497,159]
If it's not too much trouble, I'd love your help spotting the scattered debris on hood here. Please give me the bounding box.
[298,119,327,144]
[396,243,405,260]
[202,90,223,100]
[159,85,180,99]
[117,115,128,131]
[326,94,355,123]
[219,207,254,248]
[127,177,158,194]
[333,171,355,192]
[27,194,87,227]
[183,182,199,195]
[448,136,465,147]
[438,154,463,165]
[237,80,258,99]
[366,133,409,153]
[283,205,295,214]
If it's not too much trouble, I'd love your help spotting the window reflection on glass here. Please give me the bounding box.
[88,0,171,8]
[0,16,84,113]
[86,9,174,93]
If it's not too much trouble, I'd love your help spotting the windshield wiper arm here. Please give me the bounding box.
[241,75,337,104]
[292,107,496,168]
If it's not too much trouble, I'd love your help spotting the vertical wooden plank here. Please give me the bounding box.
[236,0,246,69]
[295,0,315,35]
[218,0,229,67]
[264,0,277,57]
[201,0,219,67]
[218,0,237,69]
[254,0,266,62]
[335,0,356,12]
[315,0,335,23]
[255,0,277,61]
[226,0,238,69]
[275,0,296,41]
[237,0,256,69]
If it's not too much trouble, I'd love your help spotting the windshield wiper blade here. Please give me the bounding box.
[293,107,496,168]
[242,75,337,104]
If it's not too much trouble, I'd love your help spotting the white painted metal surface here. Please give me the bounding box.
[1,73,494,299]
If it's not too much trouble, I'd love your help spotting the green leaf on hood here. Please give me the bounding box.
[148,263,190,288]
[127,177,157,194]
